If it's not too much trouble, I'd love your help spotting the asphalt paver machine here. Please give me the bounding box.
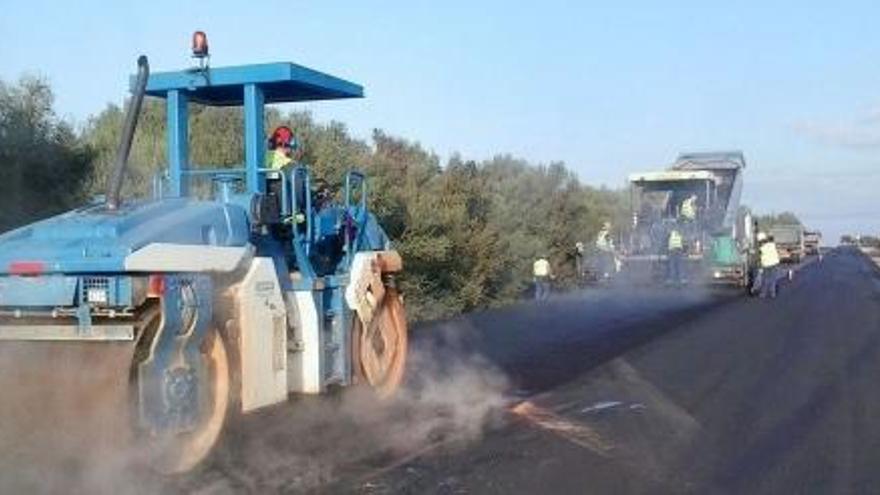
[624,151,753,287]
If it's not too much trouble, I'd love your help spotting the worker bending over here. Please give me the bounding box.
[533,256,552,301]
[752,232,782,298]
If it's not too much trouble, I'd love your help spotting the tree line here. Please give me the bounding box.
[754,212,803,232]
[2,76,627,320]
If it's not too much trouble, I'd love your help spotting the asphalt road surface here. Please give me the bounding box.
[344,247,880,495]
[8,248,879,494]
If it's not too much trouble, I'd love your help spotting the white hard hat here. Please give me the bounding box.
[757,232,767,242]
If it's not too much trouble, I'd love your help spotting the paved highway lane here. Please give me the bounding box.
[161,271,734,494]
[349,248,880,494]
[11,249,875,494]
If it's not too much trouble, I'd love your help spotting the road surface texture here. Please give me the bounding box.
[5,248,879,494]
[343,247,879,495]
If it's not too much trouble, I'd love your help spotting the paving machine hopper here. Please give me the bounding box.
[0,42,407,473]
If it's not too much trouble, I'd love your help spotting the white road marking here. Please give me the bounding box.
[580,400,624,413]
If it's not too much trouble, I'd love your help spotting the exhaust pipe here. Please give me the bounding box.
[107,55,150,210]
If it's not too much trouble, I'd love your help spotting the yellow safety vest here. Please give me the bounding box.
[668,230,683,251]
[268,149,293,170]
[595,229,613,251]
[533,258,550,277]
[681,197,697,220]
[760,242,780,268]
[265,150,293,180]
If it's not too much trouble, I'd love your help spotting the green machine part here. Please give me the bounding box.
[711,235,740,266]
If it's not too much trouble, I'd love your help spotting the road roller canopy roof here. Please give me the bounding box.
[137,62,363,106]
[133,60,364,197]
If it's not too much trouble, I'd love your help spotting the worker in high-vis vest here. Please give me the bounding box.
[666,227,685,285]
[752,232,782,298]
[575,241,585,278]
[680,194,698,222]
[595,222,613,251]
[679,194,699,248]
[595,222,616,279]
[265,126,299,199]
[267,125,297,172]
[533,257,552,300]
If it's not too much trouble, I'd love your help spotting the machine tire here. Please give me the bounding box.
[137,321,231,474]
[352,287,408,398]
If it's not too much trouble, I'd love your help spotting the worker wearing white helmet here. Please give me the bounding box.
[595,222,614,252]
[533,256,552,301]
[752,231,782,298]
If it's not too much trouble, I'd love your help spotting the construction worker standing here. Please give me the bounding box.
[680,194,698,222]
[666,227,685,285]
[679,193,698,244]
[266,126,299,198]
[752,232,782,298]
[533,256,552,301]
[267,126,297,171]
[595,222,615,279]
[574,241,585,279]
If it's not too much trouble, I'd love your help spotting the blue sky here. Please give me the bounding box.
[2,1,878,241]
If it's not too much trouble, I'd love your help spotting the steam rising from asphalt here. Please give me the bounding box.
[176,335,510,493]
[0,326,510,494]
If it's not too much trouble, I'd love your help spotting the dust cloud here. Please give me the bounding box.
[171,335,510,493]
[0,341,147,495]
[0,326,511,494]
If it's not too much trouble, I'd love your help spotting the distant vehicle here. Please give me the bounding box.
[624,151,753,289]
[770,225,804,263]
[803,230,822,255]
[857,235,880,249]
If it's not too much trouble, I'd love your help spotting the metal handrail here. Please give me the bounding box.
[180,167,246,176]
[344,170,369,266]
[177,166,292,176]
[289,166,313,255]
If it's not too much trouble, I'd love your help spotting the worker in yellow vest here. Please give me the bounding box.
[666,227,685,285]
[752,232,782,298]
[533,256,552,300]
[595,222,615,280]
[267,125,297,172]
[574,241,586,279]
[680,194,697,222]
[265,126,300,199]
